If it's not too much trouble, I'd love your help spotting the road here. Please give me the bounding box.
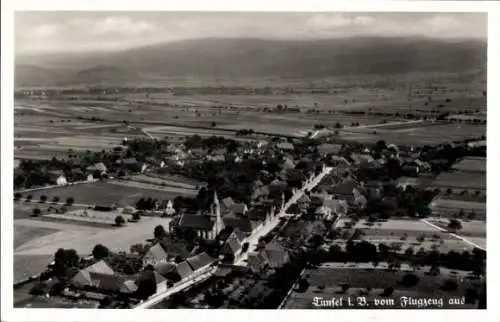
[234,166,334,266]
[15,180,93,194]
[420,219,486,251]
[134,266,216,309]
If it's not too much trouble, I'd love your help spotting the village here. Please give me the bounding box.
[13,126,486,309]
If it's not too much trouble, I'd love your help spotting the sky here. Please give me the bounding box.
[15,12,487,54]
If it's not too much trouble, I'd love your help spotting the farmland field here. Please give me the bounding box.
[283,265,481,309]
[429,171,486,191]
[14,225,59,249]
[24,181,195,207]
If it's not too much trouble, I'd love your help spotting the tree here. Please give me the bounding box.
[32,208,42,217]
[448,219,462,231]
[26,194,33,202]
[242,242,249,253]
[467,211,477,220]
[92,244,109,260]
[404,247,414,257]
[66,197,74,206]
[52,196,60,204]
[154,225,167,239]
[40,195,47,203]
[132,212,141,221]
[115,215,125,226]
[211,121,217,128]
[340,283,350,294]
[14,192,22,201]
[416,234,426,243]
[334,122,343,129]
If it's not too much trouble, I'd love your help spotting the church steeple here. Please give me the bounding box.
[212,190,224,236]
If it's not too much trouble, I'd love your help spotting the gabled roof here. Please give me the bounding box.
[122,157,138,165]
[143,243,168,263]
[246,207,269,221]
[318,143,342,154]
[155,262,177,277]
[229,203,248,215]
[297,194,311,204]
[87,272,126,291]
[176,261,194,279]
[186,252,216,271]
[221,197,235,209]
[332,180,358,196]
[158,240,190,259]
[247,251,269,273]
[223,216,260,233]
[221,232,242,255]
[277,142,294,151]
[179,213,214,230]
[120,279,138,294]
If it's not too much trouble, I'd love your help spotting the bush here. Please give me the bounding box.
[92,244,110,260]
[115,215,126,226]
[448,219,462,231]
[66,197,74,206]
[32,208,42,217]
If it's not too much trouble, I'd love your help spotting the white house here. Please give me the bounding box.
[165,200,176,216]
[56,175,68,186]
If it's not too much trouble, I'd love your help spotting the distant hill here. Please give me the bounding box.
[15,37,487,87]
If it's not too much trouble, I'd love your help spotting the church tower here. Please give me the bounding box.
[212,190,224,236]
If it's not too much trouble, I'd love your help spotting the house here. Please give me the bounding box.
[56,175,68,186]
[247,251,270,273]
[158,240,191,259]
[330,156,352,175]
[263,241,289,268]
[351,153,375,166]
[364,181,384,199]
[220,231,243,259]
[223,215,262,235]
[277,142,294,152]
[87,174,96,182]
[174,192,224,240]
[331,179,359,202]
[86,162,107,174]
[317,143,342,155]
[186,252,216,271]
[220,197,235,213]
[229,203,248,216]
[71,260,115,288]
[164,200,176,216]
[402,165,420,177]
[316,199,348,219]
[282,157,295,170]
[142,243,168,267]
[396,177,420,190]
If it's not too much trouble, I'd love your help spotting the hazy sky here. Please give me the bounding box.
[15,12,487,54]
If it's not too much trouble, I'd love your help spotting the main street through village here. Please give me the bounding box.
[134,166,333,309]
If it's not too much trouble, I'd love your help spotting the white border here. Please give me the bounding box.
[2,1,499,322]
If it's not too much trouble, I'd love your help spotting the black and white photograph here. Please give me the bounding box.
[1,1,498,321]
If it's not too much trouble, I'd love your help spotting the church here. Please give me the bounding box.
[170,191,225,240]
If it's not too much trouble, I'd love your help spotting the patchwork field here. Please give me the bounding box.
[349,219,478,253]
[22,180,195,207]
[283,264,482,309]
[339,123,485,146]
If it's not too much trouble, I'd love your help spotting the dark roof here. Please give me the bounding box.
[223,216,260,233]
[318,143,342,154]
[229,203,247,215]
[332,180,357,196]
[143,243,168,262]
[158,240,190,259]
[88,272,126,292]
[277,142,294,151]
[186,252,216,271]
[122,157,138,165]
[221,197,235,210]
[176,261,194,279]
[246,207,269,221]
[247,252,269,273]
[155,262,177,277]
[220,232,242,255]
[365,181,383,188]
[179,213,214,230]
